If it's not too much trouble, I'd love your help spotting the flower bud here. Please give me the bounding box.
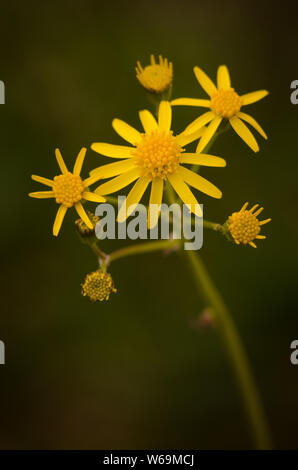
[75,211,99,240]
[136,54,173,99]
[82,270,117,302]
[226,202,271,248]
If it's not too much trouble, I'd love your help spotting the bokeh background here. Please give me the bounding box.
[0,0,298,449]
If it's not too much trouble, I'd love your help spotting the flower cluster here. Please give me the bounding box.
[29,54,271,302]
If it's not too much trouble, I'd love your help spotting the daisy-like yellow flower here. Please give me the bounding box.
[90,101,226,228]
[29,148,105,236]
[172,65,268,153]
[227,202,271,248]
[136,54,173,94]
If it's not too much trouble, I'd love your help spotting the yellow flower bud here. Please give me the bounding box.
[227,202,271,248]
[82,271,117,302]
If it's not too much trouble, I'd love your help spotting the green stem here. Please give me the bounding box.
[185,250,272,449]
[166,182,272,448]
[109,239,179,263]
[105,195,119,206]
[191,122,231,173]
[203,121,230,153]
[203,220,222,232]
[89,241,108,262]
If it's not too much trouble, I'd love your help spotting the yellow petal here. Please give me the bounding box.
[95,168,140,195]
[178,166,222,199]
[241,90,269,105]
[31,175,53,187]
[217,65,231,90]
[139,110,158,133]
[91,142,134,159]
[254,207,264,216]
[229,115,259,152]
[136,61,143,73]
[118,176,150,222]
[237,112,267,139]
[180,153,226,167]
[249,204,259,213]
[158,101,172,133]
[176,127,206,147]
[75,202,93,229]
[55,148,68,174]
[240,202,249,211]
[82,191,106,203]
[148,178,164,229]
[89,159,136,179]
[112,119,142,145]
[193,66,217,97]
[171,98,211,107]
[73,147,87,176]
[183,111,215,135]
[53,205,68,236]
[196,116,222,153]
[256,235,266,239]
[168,171,202,217]
[29,191,55,198]
[249,241,257,248]
[259,218,271,225]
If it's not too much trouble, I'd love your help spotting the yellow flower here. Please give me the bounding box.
[29,148,105,236]
[227,202,271,248]
[172,65,268,153]
[90,101,226,228]
[136,54,173,94]
[82,271,117,302]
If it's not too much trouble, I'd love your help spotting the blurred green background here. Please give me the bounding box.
[0,0,298,449]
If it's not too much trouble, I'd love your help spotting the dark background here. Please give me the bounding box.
[0,0,297,449]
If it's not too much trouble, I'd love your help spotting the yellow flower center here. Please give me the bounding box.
[228,210,260,245]
[138,64,172,93]
[82,271,117,302]
[53,172,84,207]
[132,131,182,180]
[210,88,242,118]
